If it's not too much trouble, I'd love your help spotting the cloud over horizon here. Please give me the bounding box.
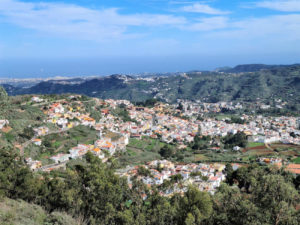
[254,0,300,12]
[0,0,299,76]
[180,3,231,15]
[0,0,187,41]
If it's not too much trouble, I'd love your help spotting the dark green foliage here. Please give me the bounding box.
[175,187,213,224]
[19,127,35,140]
[225,116,244,124]
[137,166,152,177]
[159,145,176,158]
[112,107,133,122]
[135,98,158,107]
[190,135,211,150]
[206,165,300,225]
[3,132,15,143]
[177,103,183,111]
[0,147,299,225]
[222,132,247,149]
[0,148,216,225]
[79,95,90,101]
[0,148,39,201]
[170,174,183,183]
[294,175,300,190]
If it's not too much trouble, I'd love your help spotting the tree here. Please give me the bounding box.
[224,163,234,185]
[159,145,175,158]
[185,213,195,225]
[208,183,261,225]
[222,132,247,149]
[251,174,299,224]
[294,175,300,190]
[176,186,213,224]
[208,166,300,225]
[137,166,151,177]
[177,103,184,111]
[191,135,210,150]
[20,127,35,140]
[170,174,183,183]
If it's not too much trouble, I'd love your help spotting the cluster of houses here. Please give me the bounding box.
[176,99,289,116]
[49,133,127,165]
[117,160,226,195]
[27,130,129,171]
[258,157,282,167]
[38,98,300,151]
[19,97,299,177]
[177,99,243,115]
[176,115,300,146]
[25,157,42,170]
[101,100,300,147]
[32,126,50,146]
[45,102,95,129]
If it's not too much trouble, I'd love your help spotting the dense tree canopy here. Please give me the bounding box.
[0,148,299,225]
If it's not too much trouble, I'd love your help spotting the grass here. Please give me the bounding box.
[215,114,235,120]
[118,146,161,166]
[127,137,165,152]
[118,137,165,166]
[292,157,300,164]
[194,154,208,161]
[247,142,265,148]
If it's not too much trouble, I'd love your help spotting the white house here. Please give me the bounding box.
[33,139,42,146]
[31,96,44,103]
[50,153,70,163]
[233,146,241,151]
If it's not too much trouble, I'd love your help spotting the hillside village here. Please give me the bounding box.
[117,160,227,196]
[1,94,300,195]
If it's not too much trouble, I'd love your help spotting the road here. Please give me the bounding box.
[38,162,67,172]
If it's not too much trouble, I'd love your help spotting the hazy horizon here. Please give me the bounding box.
[1,57,299,79]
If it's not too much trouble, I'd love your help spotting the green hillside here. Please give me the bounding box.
[0,198,80,225]
[5,65,300,107]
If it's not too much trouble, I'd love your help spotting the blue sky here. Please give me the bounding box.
[0,0,300,78]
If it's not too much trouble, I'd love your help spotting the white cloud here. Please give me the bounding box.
[0,0,187,41]
[180,3,230,15]
[255,0,300,12]
[1,0,299,48]
[183,16,228,31]
[206,14,300,41]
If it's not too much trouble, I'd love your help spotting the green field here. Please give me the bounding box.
[292,157,300,164]
[118,137,163,166]
[247,142,265,148]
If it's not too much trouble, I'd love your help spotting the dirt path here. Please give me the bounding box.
[265,143,273,151]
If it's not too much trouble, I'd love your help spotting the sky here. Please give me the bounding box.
[0,0,300,78]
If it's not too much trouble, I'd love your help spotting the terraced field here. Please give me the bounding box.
[243,143,300,159]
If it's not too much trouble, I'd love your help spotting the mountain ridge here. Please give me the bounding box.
[2,64,300,105]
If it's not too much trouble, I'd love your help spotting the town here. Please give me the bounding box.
[1,94,300,196]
